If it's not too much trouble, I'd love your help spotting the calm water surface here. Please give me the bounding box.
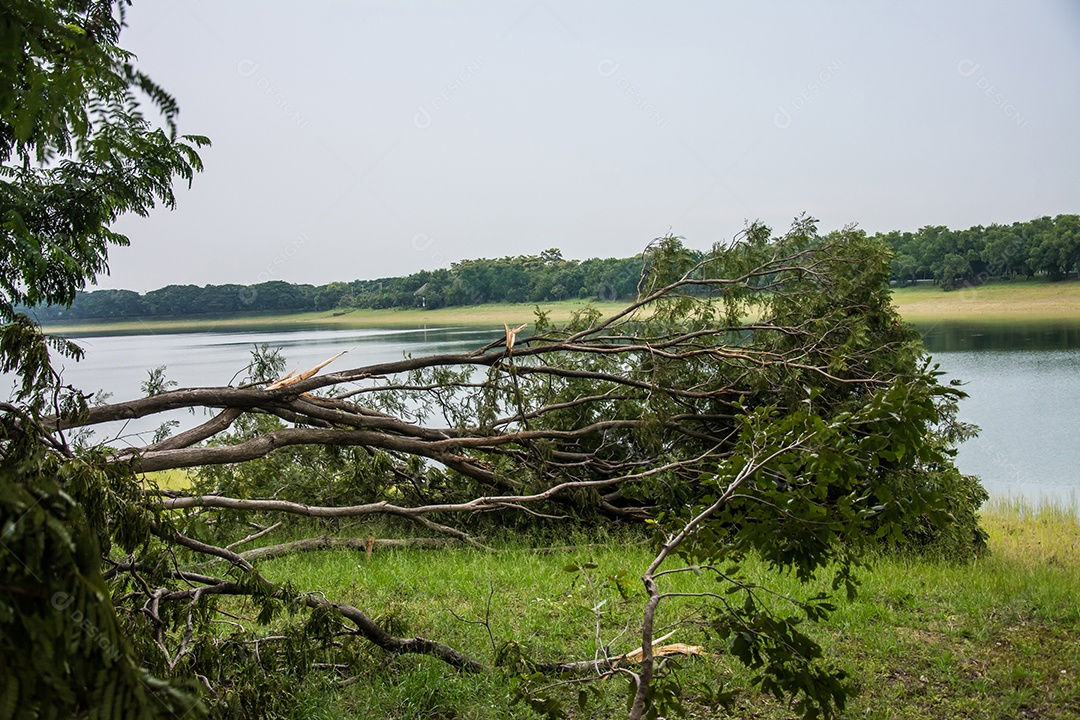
[36,326,500,450]
[916,321,1079,500]
[12,321,1079,501]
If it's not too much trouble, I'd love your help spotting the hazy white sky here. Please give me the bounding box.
[101,0,1080,292]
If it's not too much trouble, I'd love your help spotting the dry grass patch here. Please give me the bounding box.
[892,280,1080,322]
[41,300,632,335]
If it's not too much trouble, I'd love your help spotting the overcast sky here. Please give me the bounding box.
[100,0,1080,292]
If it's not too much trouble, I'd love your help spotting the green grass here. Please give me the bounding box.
[139,469,191,491]
[199,498,1080,718]
[813,496,1080,720]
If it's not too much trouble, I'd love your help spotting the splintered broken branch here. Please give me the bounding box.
[267,349,350,389]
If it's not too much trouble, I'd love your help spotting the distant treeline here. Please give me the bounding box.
[881,214,1079,289]
[27,249,645,322]
[25,215,1080,321]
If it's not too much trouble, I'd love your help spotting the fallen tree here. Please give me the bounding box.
[0,7,987,715]
[4,221,987,718]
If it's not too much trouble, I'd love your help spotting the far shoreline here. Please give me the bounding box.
[38,279,1080,336]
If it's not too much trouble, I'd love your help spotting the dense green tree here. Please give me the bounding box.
[144,283,202,315]
[1056,214,1080,276]
[937,252,970,290]
[1027,215,1080,280]
[981,223,1025,279]
[892,253,918,286]
[74,287,146,318]
[313,280,349,311]
[873,215,1079,287]
[1,1,208,716]
[0,0,208,325]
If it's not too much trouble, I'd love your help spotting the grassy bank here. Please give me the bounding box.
[40,300,629,336]
[891,279,1080,322]
[196,496,1079,719]
[42,280,1080,335]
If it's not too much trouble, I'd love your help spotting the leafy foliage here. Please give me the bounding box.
[0,0,209,325]
[880,214,1080,287]
[0,1,210,715]
[0,437,203,718]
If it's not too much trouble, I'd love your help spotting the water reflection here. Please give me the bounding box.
[916,320,1080,353]
[912,320,1080,501]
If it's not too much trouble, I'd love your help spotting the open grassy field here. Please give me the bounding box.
[891,280,1080,322]
[40,300,630,335]
[191,496,1079,719]
[41,280,1080,335]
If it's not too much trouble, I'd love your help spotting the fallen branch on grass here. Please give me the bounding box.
[238,535,449,563]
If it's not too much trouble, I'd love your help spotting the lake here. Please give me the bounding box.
[15,321,1080,502]
[918,321,1079,501]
